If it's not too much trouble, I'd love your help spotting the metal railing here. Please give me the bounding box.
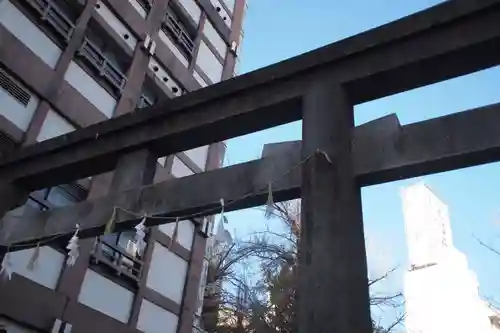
[91,238,143,282]
[77,38,127,92]
[163,6,195,56]
[25,0,75,42]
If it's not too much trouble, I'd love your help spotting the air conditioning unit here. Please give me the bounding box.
[142,35,156,56]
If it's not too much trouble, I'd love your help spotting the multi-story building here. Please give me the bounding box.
[401,182,495,333]
[0,0,246,332]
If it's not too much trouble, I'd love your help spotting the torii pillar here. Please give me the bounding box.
[299,80,372,333]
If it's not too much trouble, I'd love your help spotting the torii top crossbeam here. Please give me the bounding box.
[1,0,499,190]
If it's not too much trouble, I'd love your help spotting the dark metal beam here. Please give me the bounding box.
[1,0,500,189]
[3,102,500,249]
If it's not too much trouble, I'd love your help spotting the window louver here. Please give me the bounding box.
[0,69,31,107]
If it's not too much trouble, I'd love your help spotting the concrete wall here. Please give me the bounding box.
[0,0,62,68]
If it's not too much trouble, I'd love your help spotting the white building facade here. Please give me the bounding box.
[402,182,495,333]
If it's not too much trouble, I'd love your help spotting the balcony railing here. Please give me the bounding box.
[77,38,127,92]
[90,238,143,282]
[25,0,75,42]
[163,6,195,56]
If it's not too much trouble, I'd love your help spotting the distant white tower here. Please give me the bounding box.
[402,182,453,270]
[401,182,494,333]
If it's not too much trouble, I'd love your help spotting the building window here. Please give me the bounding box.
[17,183,88,251]
[28,183,87,210]
[162,2,196,60]
[21,0,83,47]
[77,38,127,93]
[90,230,146,284]
[76,24,130,96]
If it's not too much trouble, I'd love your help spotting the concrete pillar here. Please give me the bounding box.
[110,149,157,192]
[299,81,372,333]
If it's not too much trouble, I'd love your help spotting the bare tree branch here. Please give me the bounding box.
[385,312,406,333]
[202,201,404,333]
[474,235,500,257]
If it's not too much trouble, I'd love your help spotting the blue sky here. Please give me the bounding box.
[222,0,500,328]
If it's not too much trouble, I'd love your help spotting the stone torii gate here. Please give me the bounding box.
[1,1,500,332]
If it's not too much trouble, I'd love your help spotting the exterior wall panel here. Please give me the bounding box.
[64,61,117,118]
[95,2,138,51]
[222,0,235,13]
[146,242,188,304]
[193,70,208,87]
[178,0,202,25]
[203,19,227,59]
[36,109,75,142]
[78,269,135,323]
[196,41,223,83]
[128,0,148,19]
[158,31,189,68]
[158,220,195,251]
[137,299,178,333]
[171,156,195,178]
[209,0,232,28]
[8,246,65,290]
[184,146,209,171]
[148,57,183,97]
[0,0,62,69]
